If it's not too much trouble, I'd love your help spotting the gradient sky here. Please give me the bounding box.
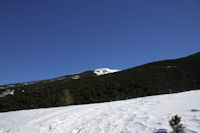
[0,0,200,85]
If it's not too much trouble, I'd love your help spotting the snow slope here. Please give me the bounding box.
[94,68,120,76]
[0,90,200,133]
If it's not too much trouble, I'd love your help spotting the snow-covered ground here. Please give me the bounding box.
[0,90,200,133]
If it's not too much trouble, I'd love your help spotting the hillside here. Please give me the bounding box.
[0,90,199,133]
[0,52,200,112]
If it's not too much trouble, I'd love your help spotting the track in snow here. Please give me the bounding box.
[0,90,200,133]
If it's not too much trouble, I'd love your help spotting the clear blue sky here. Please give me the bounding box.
[0,0,200,85]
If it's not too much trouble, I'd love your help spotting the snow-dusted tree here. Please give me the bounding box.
[169,115,183,133]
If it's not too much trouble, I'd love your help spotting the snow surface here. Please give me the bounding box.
[0,90,200,133]
[94,68,120,76]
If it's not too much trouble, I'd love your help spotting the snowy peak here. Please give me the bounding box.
[94,68,120,76]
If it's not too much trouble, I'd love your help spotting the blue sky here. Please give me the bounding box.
[0,0,200,85]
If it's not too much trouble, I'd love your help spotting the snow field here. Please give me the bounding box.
[0,90,200,133]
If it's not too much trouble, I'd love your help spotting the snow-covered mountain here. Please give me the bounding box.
[0,90,199,133]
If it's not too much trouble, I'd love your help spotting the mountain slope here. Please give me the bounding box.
[0,90,199,133]
[0,52,200,112]
[0,68,118,90]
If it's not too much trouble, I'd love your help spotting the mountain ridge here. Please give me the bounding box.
[1,52,199,88]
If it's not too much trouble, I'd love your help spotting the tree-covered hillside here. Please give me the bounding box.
[0,52,200,112]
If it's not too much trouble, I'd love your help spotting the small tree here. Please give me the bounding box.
[169,115,183,133]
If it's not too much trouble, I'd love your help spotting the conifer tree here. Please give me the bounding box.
[169,115,183,133]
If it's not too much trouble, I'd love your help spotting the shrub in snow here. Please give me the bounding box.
[169,115,183,133]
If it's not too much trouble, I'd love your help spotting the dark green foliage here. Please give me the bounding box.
[0,52,200,112]
[169,115,183,133]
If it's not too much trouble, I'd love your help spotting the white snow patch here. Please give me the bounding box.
[23,82,37,85]
[0,90,200,133]
[0,87,5,89]
[94,68,120,76]
[7,85,15,87]
[71,75,80,79]
[0,90,15,97]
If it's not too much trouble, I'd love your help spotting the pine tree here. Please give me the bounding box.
[169,115,183,133]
